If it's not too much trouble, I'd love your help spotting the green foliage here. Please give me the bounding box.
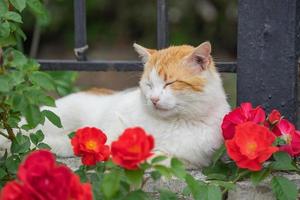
[47,72,79,96]
[250,168,271,186]
[271,152,298,171]
[42,110,62,128]
[271,176,298,200]
[101,172,121,199]
[9,0,26,12]
[125,169,144,187]
[0,0,64,187]
[170,158,186,179]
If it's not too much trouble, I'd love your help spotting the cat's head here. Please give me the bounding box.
[135,42,221,118]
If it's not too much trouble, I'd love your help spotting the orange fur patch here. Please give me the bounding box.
[142,45,215,91]
[85,87,115,95]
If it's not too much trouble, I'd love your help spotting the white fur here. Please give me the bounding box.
[0,66,230,168]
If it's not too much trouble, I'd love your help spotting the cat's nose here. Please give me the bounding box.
[150,96,160,105]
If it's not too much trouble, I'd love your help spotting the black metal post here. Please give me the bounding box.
[74,0,88,61]
[157,0,169,49]
[237,0,300,123]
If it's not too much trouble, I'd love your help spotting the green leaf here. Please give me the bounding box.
[159,189,178,200]
[250,168,271,185]
[0,0,8,16]
[0,35,17,47]
[7,115,20,128]
[0,168,7,179]
[9,71,24,86]
[30,133,39,145]
[9,0,26,12]
[5,155,21,174]
[7,49,27,67]
[13,24,26,40]
[150,171,161,181]
[154,165,172,178]
[125,169,144,187]
[151,155,168,164]
[29,71,55,91]
[205,185,222,200]
[211,144,226,166]
[11,134,31,154]
[75,166,88,182]
[139,162,151,170]
[35,130,44,142]
[4,11,22,23]
[274,137,287,146]
[271,176,298,200]
[185,174,205,200]
[42,110,62,128]
[0,75,11,92]
[21,104,42,128]
[68,132,75,139]
[170,158,186,179]
[22,59,39,71]
[101,172,120,199]
[38,95,55,107]
[271,151,297,171]
[0,21,10,38]
[37,142,51,150]
[202,161,231,181]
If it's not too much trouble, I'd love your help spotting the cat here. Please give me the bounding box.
[1,42,230,168]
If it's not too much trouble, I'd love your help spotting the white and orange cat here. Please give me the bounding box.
[2,42,230,167]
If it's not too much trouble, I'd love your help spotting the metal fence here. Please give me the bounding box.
[38,0,300,124]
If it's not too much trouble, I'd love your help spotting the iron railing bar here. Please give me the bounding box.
[157,0,169,49]
[74,0,88,61]
[38,60,237,73]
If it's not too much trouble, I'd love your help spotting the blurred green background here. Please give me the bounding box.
[21,0,237,107]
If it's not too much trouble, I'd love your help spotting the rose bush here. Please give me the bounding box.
[1,102,300,200]
[202,102,300,200]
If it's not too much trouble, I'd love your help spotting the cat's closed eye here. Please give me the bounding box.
[163,81,176,89]
[146,83,152,89]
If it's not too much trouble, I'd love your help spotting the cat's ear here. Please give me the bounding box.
[133,43,156,63]
[186,41,212,71]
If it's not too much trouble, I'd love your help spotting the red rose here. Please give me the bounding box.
[222,102,266,140]
[0,150,93,200]
[272,119,300,157]
[18,150,72,200]
[111,127,154,170]
[225,122,278,171]
[0,181,30,200]
[268,109,281,125]
[71,127,110,166]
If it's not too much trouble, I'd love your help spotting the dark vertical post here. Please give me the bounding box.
[74,0,88,61]
[157,0,169,49]
[237,0,300,123]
